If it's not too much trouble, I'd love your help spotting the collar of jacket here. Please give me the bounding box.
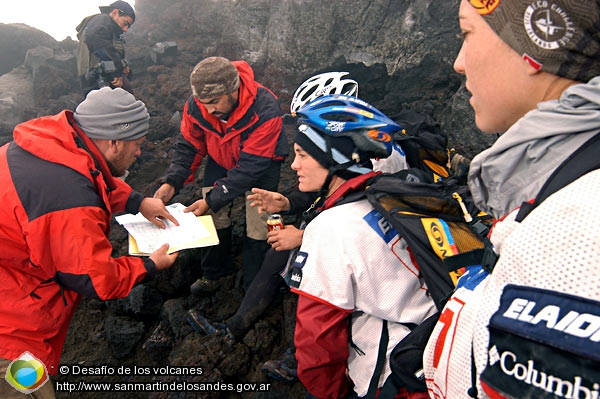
[323,171,379,210]
[468,77,600,218]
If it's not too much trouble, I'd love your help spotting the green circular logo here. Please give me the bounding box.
[5,352,49,394]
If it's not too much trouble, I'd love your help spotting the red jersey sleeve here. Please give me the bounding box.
[295,294,351,399]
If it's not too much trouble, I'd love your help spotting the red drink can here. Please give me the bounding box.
[267,214,285,232]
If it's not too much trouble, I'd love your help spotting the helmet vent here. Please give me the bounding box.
[322,112,357,122]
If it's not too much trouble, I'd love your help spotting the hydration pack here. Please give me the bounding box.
[363,171,491,396]
[390,109,453,182]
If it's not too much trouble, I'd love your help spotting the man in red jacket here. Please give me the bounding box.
[154,57,288,291]
[0,87,178,398]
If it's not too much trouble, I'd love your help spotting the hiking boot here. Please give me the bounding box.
[186,309,236,343]
[262,348,297,382]
[190,274,234,295]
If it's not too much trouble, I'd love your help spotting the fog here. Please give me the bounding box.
[0,0,135,41]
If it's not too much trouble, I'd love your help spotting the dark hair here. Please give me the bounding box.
[99,1,136,22]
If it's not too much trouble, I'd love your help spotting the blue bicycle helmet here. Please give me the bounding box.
[295,94,400,162]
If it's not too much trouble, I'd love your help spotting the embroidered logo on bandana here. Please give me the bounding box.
[469,0,501,15]
[524,2,574,51]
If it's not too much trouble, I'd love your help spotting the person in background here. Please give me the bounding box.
[424,1,600,398]
[154,56,288,292]
[0,87,179,399]
[76,0,136,96]
[284,95,435,399]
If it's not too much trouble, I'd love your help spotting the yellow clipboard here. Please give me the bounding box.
[128,215,219,256]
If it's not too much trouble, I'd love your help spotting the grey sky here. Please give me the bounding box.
[0,0,135,41]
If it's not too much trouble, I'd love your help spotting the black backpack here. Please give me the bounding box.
[363,132,600,398]
[391,109,453,182]
[363,172,490,398]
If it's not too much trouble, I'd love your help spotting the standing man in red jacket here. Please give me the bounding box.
[154,57,288,292]
[0,87,179,398]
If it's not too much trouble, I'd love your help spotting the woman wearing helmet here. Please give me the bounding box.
[288,94,436,398]
[293,94,406,200]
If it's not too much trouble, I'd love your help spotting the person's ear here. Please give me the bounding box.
[108,9,120,19]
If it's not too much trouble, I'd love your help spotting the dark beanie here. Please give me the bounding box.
[74,87,149,141]
[294,124,372,178]
[190,57,240,98]
[469,0,600,82]
[99,1,136,21]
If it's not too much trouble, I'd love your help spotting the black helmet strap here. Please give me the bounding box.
[317,135,357,202]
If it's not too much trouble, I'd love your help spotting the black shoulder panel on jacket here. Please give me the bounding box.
[253,87,289,158]
[233,87,282,132]
[255,86,283,120]
[8,142,105,222]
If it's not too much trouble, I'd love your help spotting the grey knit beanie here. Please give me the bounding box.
[190,57,240,98]
[74,87,149,141]
[469,0,600,83]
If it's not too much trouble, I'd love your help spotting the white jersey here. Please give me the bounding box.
[294,199,436,396]
[424,170,600,398]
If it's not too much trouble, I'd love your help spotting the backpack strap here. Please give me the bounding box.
[455,132,600,275]
[365,320,389,399]
[516,132,600,222]
[445,237,499,274]
[467,342,479,398]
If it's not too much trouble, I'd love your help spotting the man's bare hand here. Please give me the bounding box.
[153,183,176,204]
[111,76,124,88]
[247,188,290,214]
[184,199,210,216]
[139,197,179,229]
[149,243,179,271]
[267,225,303,251]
